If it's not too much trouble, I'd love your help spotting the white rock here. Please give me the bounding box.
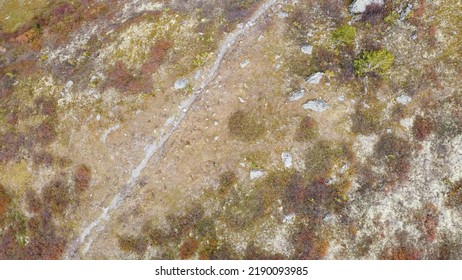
[240,60,250,68]
[288,89,305,102]
[174,78,189,90]
[303,99,330,112]
[305,72,324,84]
[349,0,384,14]
[283,213,296,223]
[400,4,413,21]
[301,45,313,55]
[277,11,289,18]
[396,95,412,105]
[250,170,265,180]
[281,152,293,168]
[65,80,74,89]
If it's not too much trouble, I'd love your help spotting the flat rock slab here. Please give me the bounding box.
[303,99,330,112]
[288,89,305,101]
[349,0,384,14]
[305,72,324,84]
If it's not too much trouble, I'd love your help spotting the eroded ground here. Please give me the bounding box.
[1,0,462,259]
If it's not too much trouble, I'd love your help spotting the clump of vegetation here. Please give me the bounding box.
[42,179,71,216]
[304,140,352,180]
[417,203,439,242]
[117,235,148,256]
[74,164,91,192]
[412,115,435,141]
[354,49,395,77]
[361,3,389,24]
[245,242,285,260]
[228,110,266,142]
[218,171,238,194]
[332,25,356,45]
[141,39,173,74]
[384,11,399,25]
[374,133,412,181]
[380,246,421,260]
[291,225,329,260]
[295,116,318,142]
[351,100,384,135]
[179,237,199,259]
[105,61,149,94]
[0,185,11,226]
[446,180,462,208]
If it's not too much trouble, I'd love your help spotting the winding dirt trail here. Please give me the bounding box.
[64,0,279,259]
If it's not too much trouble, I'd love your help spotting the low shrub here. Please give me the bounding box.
[354,49,395,77]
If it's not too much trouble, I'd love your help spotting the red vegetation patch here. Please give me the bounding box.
[0,131,25,163]
[74,164,91,192]
[446,180,462,208]
[421,203,439,242]
[105,60,150,94]
[179,237,199,259]
[0,185,11,225]
[141,39,173,74]
[361,3,389,24]
[292,225,329,260]
[412,115,435,141]
[35,121,56,145]
[381,246,421,260]
[374,133,412,181]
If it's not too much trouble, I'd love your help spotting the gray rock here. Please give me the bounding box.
[301,45,313,55]
[288,89,305,102]
[349,0,384,14]
[305,72,324,84]
[174,78,189,90]
[250,170,265,180]
[400,4,412,21]
[396,95,412,105]
[277,11,289,18]
[303,99,330,112]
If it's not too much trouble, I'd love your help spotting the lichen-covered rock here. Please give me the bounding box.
[288,89,305,102]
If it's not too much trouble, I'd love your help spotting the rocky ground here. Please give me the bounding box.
[0,0,461,259]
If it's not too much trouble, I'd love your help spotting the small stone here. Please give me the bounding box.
[281,152,293,168]
[305,72,325,84]
[349,0,384,14]
[396,95,412,105]
[303,99,330,112]
[277,11,289,18]
[250,170,265,180]
[65,80,74,89]
[238,96,246,103]
[283,213,296,223]
[288,89,305,102]
[301,45,313,55]
[400,4,413,21]
[240,60,250,68]
[174,78,189,90]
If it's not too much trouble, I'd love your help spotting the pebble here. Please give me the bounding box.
[288,89,305,102]
[240,60,250,68]
[281,152,293,168]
